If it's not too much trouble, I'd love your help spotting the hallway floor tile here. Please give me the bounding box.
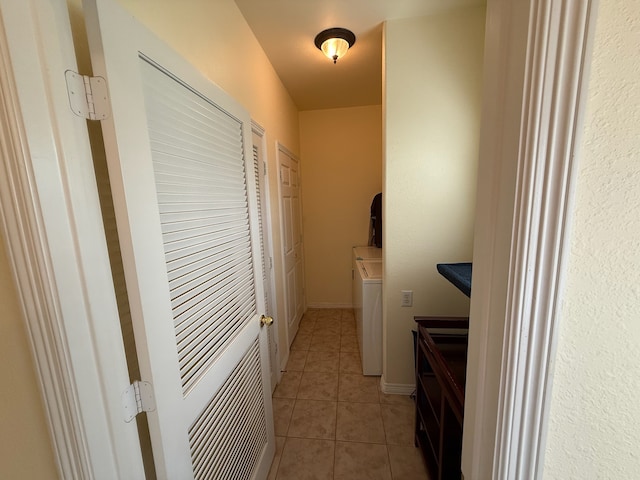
[268,308,430,480]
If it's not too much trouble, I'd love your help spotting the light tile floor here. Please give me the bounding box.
[268,308,430,480]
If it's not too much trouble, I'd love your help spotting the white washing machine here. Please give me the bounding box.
[352,258,382,375]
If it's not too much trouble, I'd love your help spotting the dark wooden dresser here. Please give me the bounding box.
[414,315,469,480]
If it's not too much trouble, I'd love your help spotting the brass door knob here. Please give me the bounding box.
[260,315,273,327]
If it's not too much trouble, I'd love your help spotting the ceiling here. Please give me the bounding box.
[234,0,484,111]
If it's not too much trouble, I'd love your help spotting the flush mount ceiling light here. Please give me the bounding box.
[314,27,356,64]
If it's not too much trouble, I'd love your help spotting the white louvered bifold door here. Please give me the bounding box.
[252,144,270,328]
[84,0,275,478]
[251,134,278,392]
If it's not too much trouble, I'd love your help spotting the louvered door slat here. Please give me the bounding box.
[145,80,242,140]
[156,192,246,206]
[150,112,241,151]
[176,288,255,391]
[152,147,245,177]
[170,257,252,305]
[141,58,257,395]
[154,165,246,189]
[149,122,244,161]
[162,224,246,248]
[164,226,249,251]
[150,139,245,172]
[190,355,258,460]
[174,289,251,345]
[156,174,245,192]
[163,229,249,259]
[161,216,248,239]
[160,207,247,225]
[173,288,254,361]
[145,87,243,153]
[252,147,269,312]
[170,253,252,310]
[176,291,254,362]
[166,240,248,282]
[148,109,243,155]
[189,340,266,480]
[173,273,254,333]
[154,163,245,187]
[157,177,245,193]
[167,249,249,293]
[163,233,247,270]
[162,218,248,245]
[161,214,247,238]
[150,126,244,158]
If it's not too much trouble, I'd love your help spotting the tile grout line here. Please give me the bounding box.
[274,309,426,479]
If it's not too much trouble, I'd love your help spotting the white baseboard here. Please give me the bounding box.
[279,349,290,375]
[306,302,353,309]
[380,376,415,395]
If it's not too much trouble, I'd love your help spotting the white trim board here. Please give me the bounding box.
[306,303,353,309]
[462,1,597,479]
[379,377,414,396]
[275,141,306,348]
[278,349,290,375]
[0,0,144,477]
[252,120,282,390]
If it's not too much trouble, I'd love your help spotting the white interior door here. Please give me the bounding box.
[278,145,305,345]
[83,0,274,478]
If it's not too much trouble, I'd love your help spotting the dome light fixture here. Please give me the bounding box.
[314,27,356,64]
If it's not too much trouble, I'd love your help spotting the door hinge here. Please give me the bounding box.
[263,160,268,176]
[65,70,110,120]
[269,256,274,270]
[122,380,155,423]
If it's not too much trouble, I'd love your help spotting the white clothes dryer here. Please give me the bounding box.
[352,259,382,375]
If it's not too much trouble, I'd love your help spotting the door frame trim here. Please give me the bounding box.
[462,0,598,478]
[275,142,305,350]
[0,0,144,477]
[251,121,282,389]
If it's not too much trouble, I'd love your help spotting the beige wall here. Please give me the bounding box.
[0,232,58,478]
[544,1,640,477]
[299,105,382,307]
[383,6,485,386]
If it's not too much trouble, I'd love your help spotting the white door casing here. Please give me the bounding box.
[463,1,597,479]
[251,122,281,392]
[277,144,305,346]
[83,0,275,478]
[0,0,145,477]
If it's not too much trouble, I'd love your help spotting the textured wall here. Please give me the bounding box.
[543,1,640,477]
[383,6,485,386]
[299,105,382,307]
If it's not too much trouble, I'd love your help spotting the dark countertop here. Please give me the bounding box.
[437,263,472,298]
